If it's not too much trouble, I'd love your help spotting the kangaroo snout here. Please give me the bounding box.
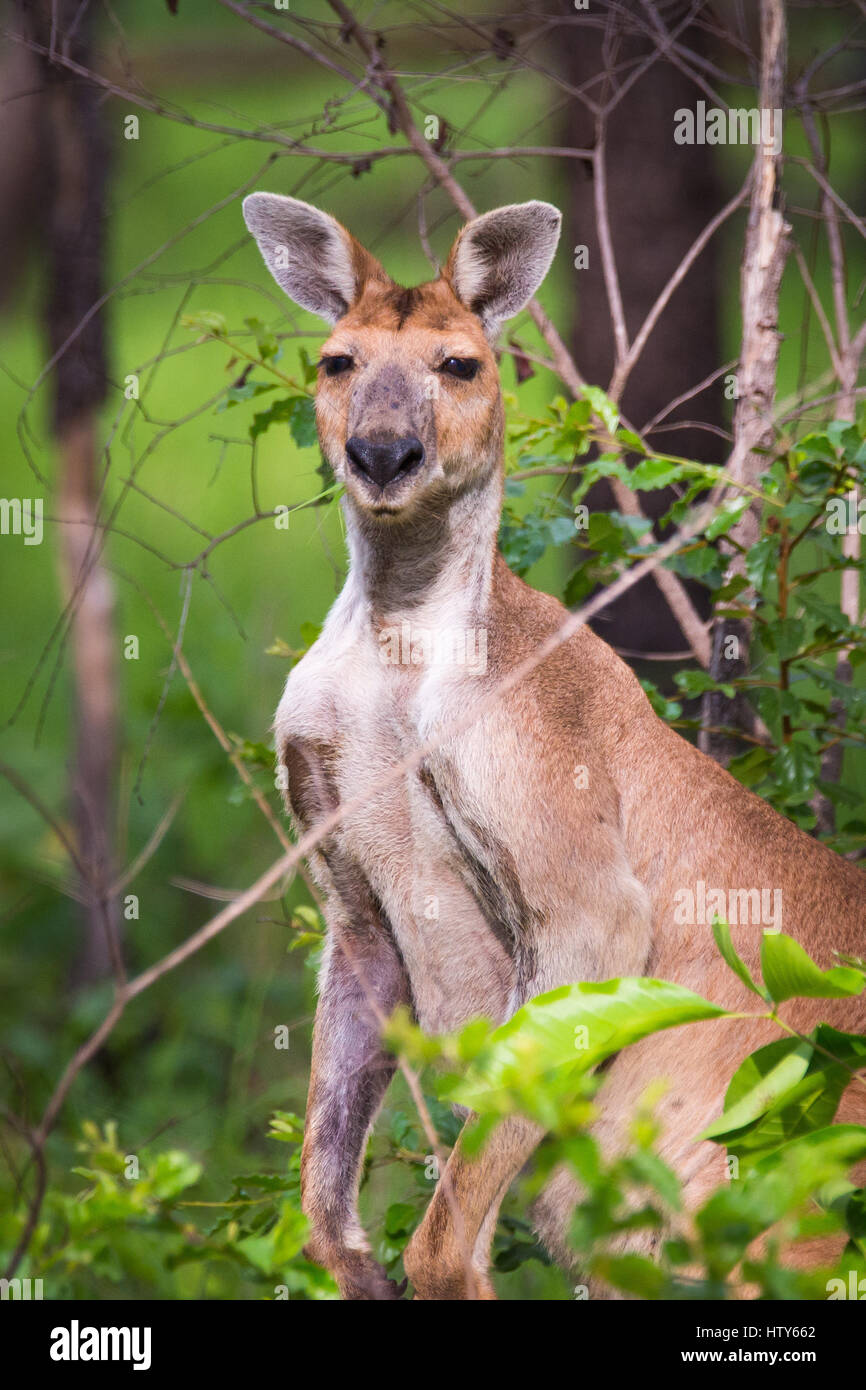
[345,434,425,490]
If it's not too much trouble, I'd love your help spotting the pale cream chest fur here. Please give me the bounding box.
[274,586,517,1031]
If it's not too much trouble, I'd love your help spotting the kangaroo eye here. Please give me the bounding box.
[320,355,354,377]
[439,357,479,380]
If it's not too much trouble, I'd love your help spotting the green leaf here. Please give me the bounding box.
[244,315,279,361]
[250,394,317,446]
[773,617,806,661]
[697,1125,866,1274]
[715,572,751,602]
[826,419,861,453]
[770,734,819,799]
[751,1123,866,1186]
[712,918,768,1000]
[237,1200,308,1274]
[699,1037,814,1141]
[798,592,849,640]
[666,543,724,586]
[444,977,727,1112]
[727,745,774,789]
[720,1026,866,1161]
[674,669,735,699]
[753,686,803,742]
[216,380,277,412]
[231,1172,296,1195]
[803,662,866,718]
[290,904,322,933]
[795,430,836,464]
[837,1187,866,1256]
[615,427,647,454]
[384,1202,417,1237]
[492,1221,551,1272]
[267,1110,305,1144]
[628,456,684,491]
[422,1091,464,1146]
[288,396,318,448]
[298,346,318,385]
[705,495,751,540]
[592,1251,667,1298]
[639,678,682,721]
[745,536,777,591]
[582,384,619,434]
[145,1150,204,1200]
[760,932,865,1003]
[182,310,227,337]
[622,1149,682,1209]
[499,505,580,575]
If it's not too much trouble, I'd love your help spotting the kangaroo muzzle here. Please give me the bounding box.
[345,434,426,490]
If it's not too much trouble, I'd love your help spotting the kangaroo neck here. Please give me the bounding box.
[342,464,503,629]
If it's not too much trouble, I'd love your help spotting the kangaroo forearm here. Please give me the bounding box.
[301,933,408,1251]
[301,1046,396,1249]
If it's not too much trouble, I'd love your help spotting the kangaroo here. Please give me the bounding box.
[242,192,866,1300]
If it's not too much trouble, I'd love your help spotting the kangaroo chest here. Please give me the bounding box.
[275,609,518,1031]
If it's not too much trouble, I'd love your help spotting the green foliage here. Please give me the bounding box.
[712,917,768,1000]
[380,929,866,1299]
[183,310,319,448]
[702,1028,866,1163]
[499,493,576,576]
[504,387,866,852]
[438,977,726,1121]
[249,395,317,447]
[0,1116,336,1300]
[761,931,865,1002]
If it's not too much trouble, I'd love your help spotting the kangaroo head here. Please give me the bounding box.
[243,194,561,519]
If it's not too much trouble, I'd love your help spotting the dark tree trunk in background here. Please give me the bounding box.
[562,1,725,654]
[19,0,119,982]
[0,32,44,308]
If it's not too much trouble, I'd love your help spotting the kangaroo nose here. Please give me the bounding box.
[345,435,425,489]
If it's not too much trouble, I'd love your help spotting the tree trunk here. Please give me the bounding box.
[562,0,725,654]
[25,0,120,982]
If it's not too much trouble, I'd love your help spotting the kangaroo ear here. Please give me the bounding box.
[445,201,561,340]
[242,193,388,324]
